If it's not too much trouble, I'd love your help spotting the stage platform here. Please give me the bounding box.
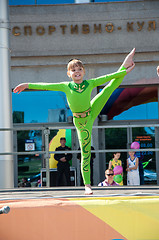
[0,186,159,240]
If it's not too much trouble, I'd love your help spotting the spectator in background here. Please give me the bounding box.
[54,137,72,186]
[18,177,31,187]
[77,146,96,186]
[98,169,119,186]
[108,152,123,185]
[126,151,140,185]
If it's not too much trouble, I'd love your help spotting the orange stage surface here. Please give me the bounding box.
[0,192,159,240]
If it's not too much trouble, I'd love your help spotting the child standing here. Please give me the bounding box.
[126,151,140,185]
[13,49,135,194]
[109,152,123,185]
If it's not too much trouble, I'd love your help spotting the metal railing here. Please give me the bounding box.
[0,121,158,187]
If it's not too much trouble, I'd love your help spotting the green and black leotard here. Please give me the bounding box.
[28,67,127,185]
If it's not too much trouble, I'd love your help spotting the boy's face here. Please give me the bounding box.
[67,65,85,83]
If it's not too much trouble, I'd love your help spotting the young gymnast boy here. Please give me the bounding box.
[13,49,135,194]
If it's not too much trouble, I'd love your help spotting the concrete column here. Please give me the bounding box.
[0,0,14,188]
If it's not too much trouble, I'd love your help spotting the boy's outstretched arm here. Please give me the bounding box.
[13,82,68,94]
[13,83,29,94]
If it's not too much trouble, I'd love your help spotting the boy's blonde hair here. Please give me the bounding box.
[67,59,85,71]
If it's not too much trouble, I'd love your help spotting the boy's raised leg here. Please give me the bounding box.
[121,48,135,69]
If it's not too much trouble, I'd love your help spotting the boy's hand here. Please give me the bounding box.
[126,63,135,73]
[122,48,135,69]
[13,83,28,94]
[157,66,159,76]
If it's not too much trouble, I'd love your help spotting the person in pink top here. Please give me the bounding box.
[98,169,119,187]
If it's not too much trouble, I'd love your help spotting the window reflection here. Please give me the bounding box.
[9,0,74,5]
[114,102,158,120]
[12,91,72,123]
[9,0,137,5]
[132,127,157,185]
[99,86,158,121]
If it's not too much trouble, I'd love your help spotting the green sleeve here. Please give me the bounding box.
[89,69,127,88]
[28,82,68,93]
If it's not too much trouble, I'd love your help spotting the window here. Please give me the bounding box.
[99,86,158,121]
[12,91,72,123]
[114,102,158,120]
[9,0,136,5]
[132,127,157,184]
[9,0,74,5]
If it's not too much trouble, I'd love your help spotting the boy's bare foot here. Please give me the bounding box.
[85,184,93,195]
[126,62,135,74]
[122,48,135,69]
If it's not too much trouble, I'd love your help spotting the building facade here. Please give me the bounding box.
[9,0,159,185]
